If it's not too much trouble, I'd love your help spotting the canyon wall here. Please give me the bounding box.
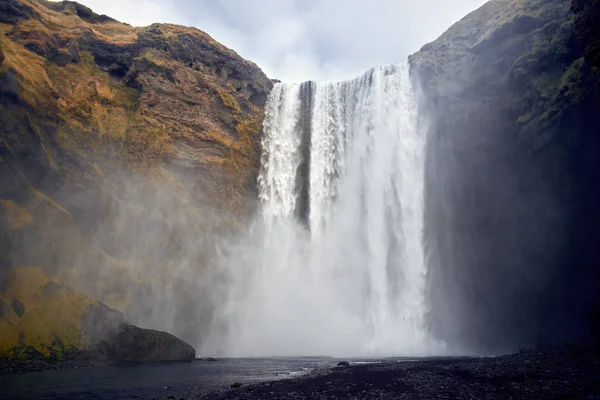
[0,0,272,358]
[411,0,600,353]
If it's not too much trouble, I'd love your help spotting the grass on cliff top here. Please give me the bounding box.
[0,23,55,108]
[21,0,138,45]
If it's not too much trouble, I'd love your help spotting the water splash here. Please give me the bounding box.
[205,63,442,357]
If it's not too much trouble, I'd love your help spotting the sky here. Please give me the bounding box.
[66,0,488,82]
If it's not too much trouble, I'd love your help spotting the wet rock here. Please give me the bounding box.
[81,302,124,345]
[80,302,196,363]
[11,299,24,317]
[410,0,600,352]
[109,324,196,362]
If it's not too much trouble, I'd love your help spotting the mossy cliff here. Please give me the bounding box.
[410,0,600,353]
[0,0,271,359]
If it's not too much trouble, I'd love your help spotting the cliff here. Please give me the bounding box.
[411,0,600,353]
[0,0,271,359]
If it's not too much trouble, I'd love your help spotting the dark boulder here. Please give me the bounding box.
[337,361,350,367]
[81,302,195,362]
[109,324,196,362]
[81,302,125,346]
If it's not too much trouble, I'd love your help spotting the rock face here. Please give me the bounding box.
[411,0,600,353]
[0,0,271,359]
[0,267,195,361]
[572,0,600,97]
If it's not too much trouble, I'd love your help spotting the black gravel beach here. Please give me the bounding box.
[197,344,600,400]
[2,343,599,399]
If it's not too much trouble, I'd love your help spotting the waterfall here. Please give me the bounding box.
[204,62,441,357]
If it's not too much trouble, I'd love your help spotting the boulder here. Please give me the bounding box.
[81,302,125,345]
[109,324,196,362]
[81,302,195,362]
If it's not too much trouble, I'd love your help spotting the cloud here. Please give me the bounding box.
[61,0,488,81]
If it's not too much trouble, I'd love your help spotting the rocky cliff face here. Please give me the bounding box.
[572,0,600,99]
[0,0,271,359]
[411,0,600,353]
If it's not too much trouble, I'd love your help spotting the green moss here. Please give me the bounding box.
[0,267,96,360]
[79,51,95,66]
[216,87,242,115]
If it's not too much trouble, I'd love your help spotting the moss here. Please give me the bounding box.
[215,86,242,115]
[0,267,96,359]
[0,24,54,108]
[79,50,94,66]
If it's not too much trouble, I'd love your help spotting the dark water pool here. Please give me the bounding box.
[0,357,350,399]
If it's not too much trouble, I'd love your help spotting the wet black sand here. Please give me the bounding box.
[197,344,600,400]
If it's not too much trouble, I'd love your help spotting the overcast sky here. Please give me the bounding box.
[68,0,488,82]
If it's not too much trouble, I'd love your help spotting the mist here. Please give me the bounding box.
[203,63,445,357]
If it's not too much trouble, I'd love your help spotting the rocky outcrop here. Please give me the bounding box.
[411,0,600,353]
[0,267,195,361]
[572,0,600,99]
[0,0,271,359]
[109,324,195,362]
[82,303,195,362]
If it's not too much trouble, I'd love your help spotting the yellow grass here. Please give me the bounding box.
[0,267,97,358]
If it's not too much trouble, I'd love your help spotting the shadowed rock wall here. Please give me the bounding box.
[411,0,600,353]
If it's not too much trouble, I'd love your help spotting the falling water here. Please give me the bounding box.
[204,63,440,357]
